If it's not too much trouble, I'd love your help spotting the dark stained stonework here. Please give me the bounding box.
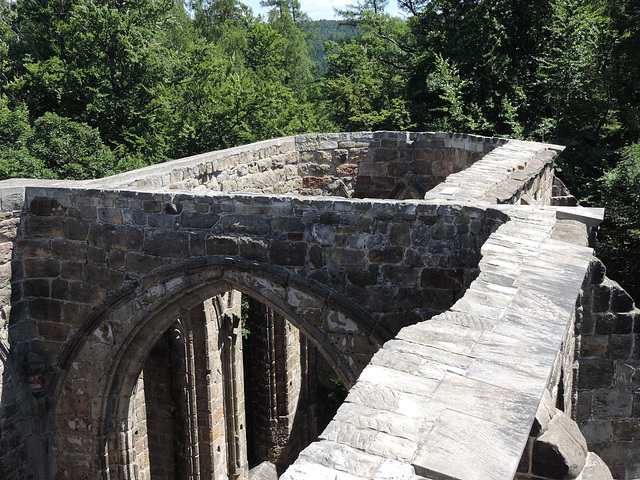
[0,131,628,480]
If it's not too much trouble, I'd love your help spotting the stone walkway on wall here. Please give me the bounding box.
[281,205,596,480]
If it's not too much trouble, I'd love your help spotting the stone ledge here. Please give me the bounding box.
[283,205,596,480]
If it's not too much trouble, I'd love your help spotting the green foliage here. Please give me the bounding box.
[0,101,117,180]
[597,143,640,301]
[30,112,118,179]
[304,19,360,76]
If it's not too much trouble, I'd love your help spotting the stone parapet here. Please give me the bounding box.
[281,204,596,480]
[0,132,617,479]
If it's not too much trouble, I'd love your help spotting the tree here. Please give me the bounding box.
[2,0,175,162]
[0,102,117,180]
[598,143,640,301]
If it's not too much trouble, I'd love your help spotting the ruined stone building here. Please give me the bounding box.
[0,131,638,480]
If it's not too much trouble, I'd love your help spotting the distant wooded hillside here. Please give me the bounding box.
[304,20,360,76]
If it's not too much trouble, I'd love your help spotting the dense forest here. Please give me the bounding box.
[0,0,639,300]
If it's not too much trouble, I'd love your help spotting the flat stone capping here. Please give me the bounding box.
[425,139,564,204]
[281,205,597,480]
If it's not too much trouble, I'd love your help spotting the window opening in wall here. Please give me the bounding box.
[128,290,348,480]
[242,293,345,476]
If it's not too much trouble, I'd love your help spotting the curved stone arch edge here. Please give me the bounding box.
[46,255,390,476]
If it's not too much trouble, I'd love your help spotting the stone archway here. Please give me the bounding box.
[49,256,388,479]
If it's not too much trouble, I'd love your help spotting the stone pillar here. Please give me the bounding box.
[130,291,247,480]
[203,291,248,480]
[129,373,151,480]
[244,297,318,472]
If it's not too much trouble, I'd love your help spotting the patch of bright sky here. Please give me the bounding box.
[242,0,400,21]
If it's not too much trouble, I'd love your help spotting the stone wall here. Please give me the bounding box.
[0,132,611,480]
[92,132,508,200]
[576,259,640,479]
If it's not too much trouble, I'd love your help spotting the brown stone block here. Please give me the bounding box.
[334,149,348,163]
[180,211,220,230]
[23,278,50,297]
[94,224,144,252]
[325,248,365,269]
[302,176,330,189]
[409,160,433,174]
[125,253,166,275]
[27,297,62,321]
[98,207,122,224]
[51,239,87,262]
[270,241,307,266]
[84,266,124,291]
[63,217,90,241]
[0,242,11,264]
[272,217,304,233]
[347,146,368,159]
[60,394,93,416]
[579,334,609,357]
[577,358,615,389]
[238,237,268,262]
[367,245,403,264]
[29,197,64,216]
[593,388,633,418]
[145,230,190,258]
[108,249,125,270]
[421,268,464,291]
[431,223,455,240]
[612,420,640,441]
[38,321,70,341]
[62,302,93,326]
[591,284,611,312]
[358,161,387,176]
[336,164,358,176]
[24,257,60,278]
[24,215,64,238]
[16,238,50,257]
[380,264,419,286]
[206,236,239,255]
[222,214,271,235]
[595,312,633,335]
[373,176,396,191]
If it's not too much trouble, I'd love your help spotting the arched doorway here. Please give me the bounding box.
[50,257,386,479]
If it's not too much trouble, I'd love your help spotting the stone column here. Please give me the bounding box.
[244,297,318,472]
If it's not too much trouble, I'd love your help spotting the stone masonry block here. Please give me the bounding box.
[145,230,190,258]
[594,312,634,335]
[610,285,635,313]
[590,284,611,313]
[269,241,307,266]
[592,389,633,418]
[532,410,588,479]
[612,419,640,441]
[206,236,239,255]
[576,452,614,480]
[578,358,615,389]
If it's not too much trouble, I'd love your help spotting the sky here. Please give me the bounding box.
[242,0,400,21]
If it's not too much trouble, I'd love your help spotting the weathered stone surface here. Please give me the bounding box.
[532,410,588,479]
[0,132,615,480]
[576,452,614,480]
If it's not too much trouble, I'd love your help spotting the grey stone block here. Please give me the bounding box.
[412,408,525,480]
[532,410,588,479]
